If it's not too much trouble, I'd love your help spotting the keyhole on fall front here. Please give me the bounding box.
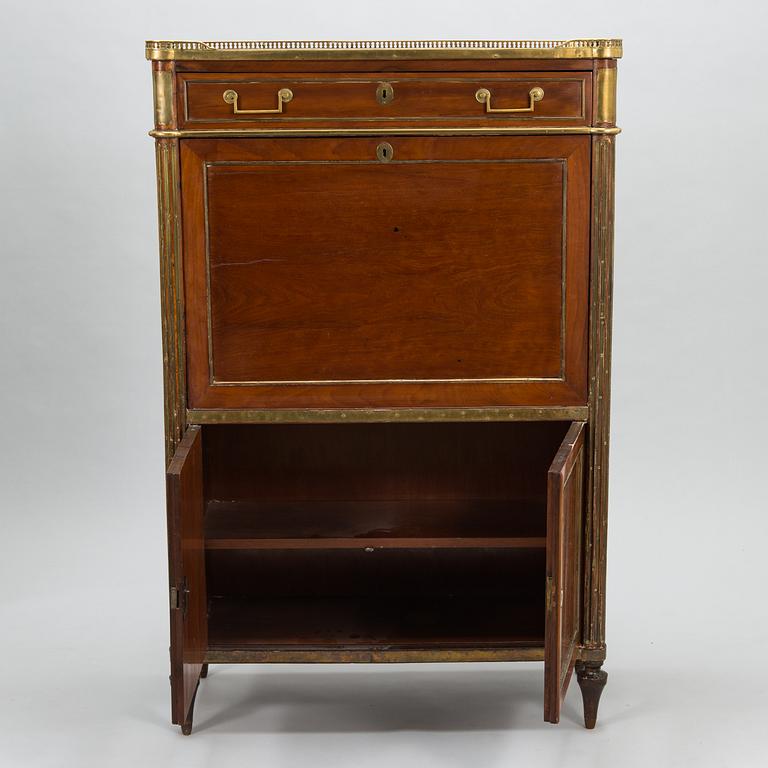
[376,142,394,162]
[376,82,394,105]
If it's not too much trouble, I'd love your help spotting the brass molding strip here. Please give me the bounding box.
[202,156,568,387]
[205,647,546,663]
[150,126,621,138]
[187,406,589,424]
[146,39,622,61]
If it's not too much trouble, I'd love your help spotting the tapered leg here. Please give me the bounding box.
[180,686,198,736]
[576,661,607,729]
[200,663,209,678]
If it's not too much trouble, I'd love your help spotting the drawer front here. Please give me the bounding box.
[180,135,590,410]
[180,72,590,129]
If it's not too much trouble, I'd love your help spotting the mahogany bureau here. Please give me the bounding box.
[145,38,621,734]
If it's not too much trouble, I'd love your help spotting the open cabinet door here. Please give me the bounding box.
[544,421,586,723]
[167,426,207,732]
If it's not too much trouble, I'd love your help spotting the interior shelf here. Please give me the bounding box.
[200,422,561,654]
[204,498,546,550]
[207,594,545,650]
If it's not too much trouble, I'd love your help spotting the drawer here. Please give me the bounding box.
[179,72,591,129]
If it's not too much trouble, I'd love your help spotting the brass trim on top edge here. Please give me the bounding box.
[146,39,622,61]
[187,406,589,424]
[150,126,621,138]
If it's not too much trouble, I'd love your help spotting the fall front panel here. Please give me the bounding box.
[181,136,589,409]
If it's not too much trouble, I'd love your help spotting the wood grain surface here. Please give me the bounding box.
[181,135,589,409]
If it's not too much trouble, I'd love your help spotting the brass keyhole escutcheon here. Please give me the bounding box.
[376,82,394,105]
[376,142,394,162]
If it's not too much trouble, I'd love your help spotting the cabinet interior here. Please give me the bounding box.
[200,421,571,651]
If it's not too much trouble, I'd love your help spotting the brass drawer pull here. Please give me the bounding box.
[475,86,544,114]
[222,88,294,115]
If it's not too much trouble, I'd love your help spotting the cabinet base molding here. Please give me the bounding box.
[204,648,546,664]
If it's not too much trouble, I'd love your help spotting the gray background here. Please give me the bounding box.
[2,1,767,766]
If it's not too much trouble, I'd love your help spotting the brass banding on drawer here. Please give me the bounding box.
[180,73,590,128]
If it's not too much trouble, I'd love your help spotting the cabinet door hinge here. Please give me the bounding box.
[545,576,555,613]
[170,580,188,613]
